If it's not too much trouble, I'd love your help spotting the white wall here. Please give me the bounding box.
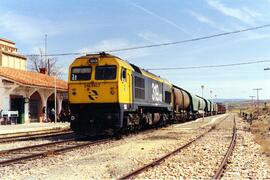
[0,78,10,111]
[1,54,26,70]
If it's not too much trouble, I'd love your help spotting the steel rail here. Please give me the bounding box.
[0,130,73,143]
[0,137,111,167]
[212,115,237,179]
[118,114,229,180]
[0,136,82,155]
[0,128,70,138]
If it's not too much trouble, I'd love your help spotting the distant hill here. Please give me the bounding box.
[213,99,270,104]
[212,99,246,103]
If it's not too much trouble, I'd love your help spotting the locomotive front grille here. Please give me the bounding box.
[70,104,123,135]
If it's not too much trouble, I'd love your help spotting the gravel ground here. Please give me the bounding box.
[136,114,234,179]
[222,116,270,179]
[0,115,224,180]
[0,133,79,151]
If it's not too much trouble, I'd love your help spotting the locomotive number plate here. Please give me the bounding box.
[84,82,100,88]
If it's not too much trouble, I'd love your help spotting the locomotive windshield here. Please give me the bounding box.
[71,67,92,81]
[95,65,116,80]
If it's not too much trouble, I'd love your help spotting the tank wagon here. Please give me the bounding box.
[68,53,225,136]
[204,99,212,116]
[196,95,206,115]
[172,86,190,121]
[217,103,226,114]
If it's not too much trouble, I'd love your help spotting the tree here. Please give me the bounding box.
[27,48,63,78]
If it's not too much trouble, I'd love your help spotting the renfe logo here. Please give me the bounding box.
[152,83,162,102]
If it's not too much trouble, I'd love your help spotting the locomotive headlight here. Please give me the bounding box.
[110,87,115,95]
[89,58,98,64]
[71,116,76,121]
[107,115,112,120]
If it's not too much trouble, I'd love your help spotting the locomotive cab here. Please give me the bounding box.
[68,53,133,135]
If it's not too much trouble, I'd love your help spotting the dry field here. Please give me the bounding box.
[234,104,270,162]
[250,107,270,158]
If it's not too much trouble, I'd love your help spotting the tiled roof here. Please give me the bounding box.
[0,67,67,90]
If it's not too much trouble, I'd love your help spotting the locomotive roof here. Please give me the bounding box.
[77,53,172,86]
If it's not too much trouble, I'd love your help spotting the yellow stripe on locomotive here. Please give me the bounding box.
[68,53,133,105]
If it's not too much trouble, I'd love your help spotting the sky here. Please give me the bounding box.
[0,0,270,100]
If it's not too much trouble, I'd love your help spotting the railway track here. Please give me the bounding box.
[213,115,237,179]
[118,114,234,179]
[0,130,74,144]
[0,136,111,167]
[0,116,218,167]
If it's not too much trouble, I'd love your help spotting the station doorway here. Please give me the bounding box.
[47,94,57,122]
[29,92,42,122]
[10,95,24,124]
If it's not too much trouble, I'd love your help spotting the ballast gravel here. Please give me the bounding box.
[136,114,234,179]
[0,115,222,180]
[222,116,270,179]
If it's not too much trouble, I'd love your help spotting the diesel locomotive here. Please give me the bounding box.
[68,53,225,135]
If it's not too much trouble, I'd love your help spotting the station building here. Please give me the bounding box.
[0,38,68,124]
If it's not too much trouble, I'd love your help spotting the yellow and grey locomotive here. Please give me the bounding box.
[68,53,225,135]
[68,53,173,135]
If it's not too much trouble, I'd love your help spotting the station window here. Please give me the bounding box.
[121,68,126,82]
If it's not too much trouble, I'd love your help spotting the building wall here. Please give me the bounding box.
[0,78,11,111]
[1,53,26,70]
[0,38,26,70]
[0,38,68,124]
[0,52,2,66]
[0,40,16,52]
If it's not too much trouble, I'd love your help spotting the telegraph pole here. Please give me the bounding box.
[264,67,269,106]
[201,85,204,122]
[253,88,262,107]
[54,76,57,123]
[249,95,255,107]
[201,85,204,97]
[44,34,48,122]
[45,34,49,74]
[44,34,56,123]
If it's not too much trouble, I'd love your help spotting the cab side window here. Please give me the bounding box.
[121,68,126,82]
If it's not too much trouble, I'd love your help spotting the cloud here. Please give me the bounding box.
[242,7,262,18]
[0,12,61,44]
[188,10,230,32]
[137,31,170,43]
[137,32,160,43]
[79,39,127,53]
[207,0,262,24]
[129,2,194,37]
[78,38,149,60]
